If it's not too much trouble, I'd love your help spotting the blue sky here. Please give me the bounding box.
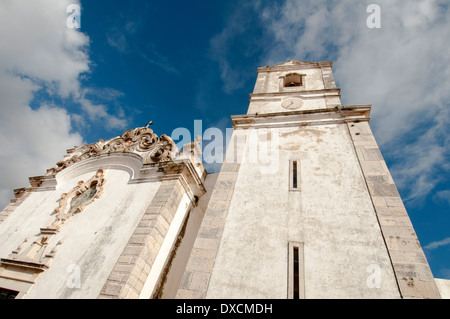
[0,0,448,280]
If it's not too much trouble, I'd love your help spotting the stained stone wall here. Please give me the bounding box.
[176,163,240,299]
[348,121,441,298]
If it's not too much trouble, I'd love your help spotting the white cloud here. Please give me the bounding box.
[0,75,83,209]
[257,0,450,202]
[0,0,125,209]
[0,0,90,97]
[77,90,127,129]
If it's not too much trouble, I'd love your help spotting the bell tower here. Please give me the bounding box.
[248,60,340,114]
[177,60,441,299]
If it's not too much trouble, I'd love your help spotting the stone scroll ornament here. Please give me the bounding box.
[46,126,178,176]
[1,170,106,270]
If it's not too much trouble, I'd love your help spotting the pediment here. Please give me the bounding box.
[45,127,179,176]
[272,60,318,67]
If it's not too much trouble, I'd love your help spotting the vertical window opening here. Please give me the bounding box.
[292,161,298,189]
[290,160,300,191]
[288,242,304,299]
[293,246,300,299]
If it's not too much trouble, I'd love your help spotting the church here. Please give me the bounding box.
[0,60,447,299]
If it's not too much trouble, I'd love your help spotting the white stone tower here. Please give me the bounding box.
[176,60,442,299]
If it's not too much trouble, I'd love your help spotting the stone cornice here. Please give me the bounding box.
[129,160,207,201]
[11,156,206,205]
[257,60,332,73]
[249,88,341,100]
[231,105,371,129]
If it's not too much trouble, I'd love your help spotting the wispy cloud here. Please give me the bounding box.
[107,27,129,53]
[136,46,180,75]
[106,19,179,75]
[73,87,127,129]
[76,95,127,130]
[424,237,450,250]
[433,190,450,206]
[208,2,261,93]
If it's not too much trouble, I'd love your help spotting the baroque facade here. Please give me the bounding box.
[0,60,448,299]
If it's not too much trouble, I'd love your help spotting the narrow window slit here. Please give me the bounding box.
[292,161,298,189]
[293,246,300,299]
[288,242,304,299]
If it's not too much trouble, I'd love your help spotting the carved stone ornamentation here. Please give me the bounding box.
[46,127,177,176]
[149,134,176,163]
[51,169,106,230]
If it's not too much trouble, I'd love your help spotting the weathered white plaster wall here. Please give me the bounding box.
[435,279,450,299]
[0,157,161,298]
[206,124,401,298]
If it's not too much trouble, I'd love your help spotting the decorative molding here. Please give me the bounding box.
[231,105,371,129]
[46,127,178,176]
[249,88,341,99]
